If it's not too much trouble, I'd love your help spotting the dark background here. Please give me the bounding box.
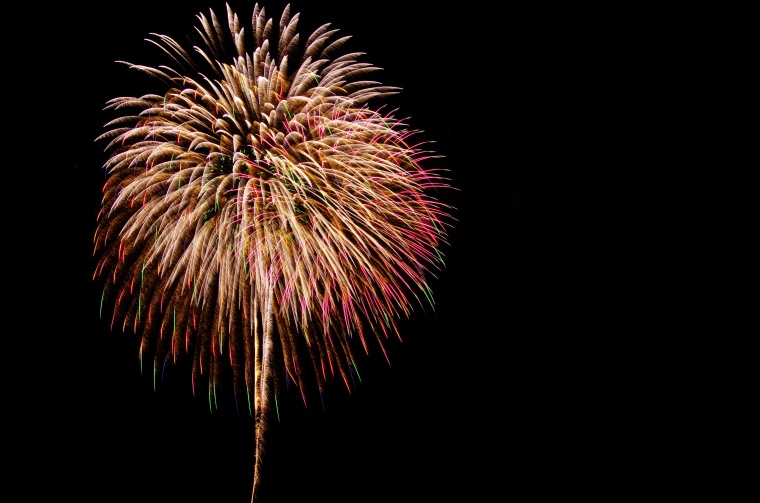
[33,1,644,501]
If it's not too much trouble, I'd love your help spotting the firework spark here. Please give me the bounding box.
[94,2,454,500]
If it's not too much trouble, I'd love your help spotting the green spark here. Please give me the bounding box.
[435,247,445,266]
[422,284,436,312]
[351,359,362,383]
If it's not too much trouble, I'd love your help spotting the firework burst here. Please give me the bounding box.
[93,2,455,500]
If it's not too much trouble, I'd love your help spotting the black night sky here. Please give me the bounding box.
[34,1,642,501]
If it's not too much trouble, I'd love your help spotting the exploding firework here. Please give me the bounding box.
[93,2,454,501]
